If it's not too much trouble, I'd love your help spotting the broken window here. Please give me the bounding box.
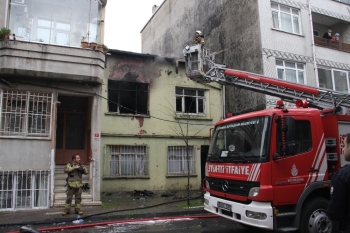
[167,146,195,175]
[108,145,148,177]
[108,80,148,115]
[176,87,205,114]
[0,90,52,137]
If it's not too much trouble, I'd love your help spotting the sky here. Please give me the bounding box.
[104,0,165,53]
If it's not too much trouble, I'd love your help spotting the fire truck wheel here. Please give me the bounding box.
[300,197,331,233]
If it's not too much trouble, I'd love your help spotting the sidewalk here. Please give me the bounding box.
[0,190,207,230]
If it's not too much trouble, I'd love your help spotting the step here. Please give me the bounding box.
[276,212,296,217]
[276,227,298,232]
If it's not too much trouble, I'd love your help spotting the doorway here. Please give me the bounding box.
[55,96,90,165]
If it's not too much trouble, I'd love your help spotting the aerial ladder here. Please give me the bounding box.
[183,44,350,111]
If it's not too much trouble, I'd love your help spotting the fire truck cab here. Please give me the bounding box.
[183,44,350,232]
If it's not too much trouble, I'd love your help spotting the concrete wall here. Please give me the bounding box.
[0,41,105,84]
[100,51,222,192]
[141,0,266,115]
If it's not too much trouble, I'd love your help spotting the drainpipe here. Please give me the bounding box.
[4,0,9,27]
[308,0,319,87]
[50,101,60,207]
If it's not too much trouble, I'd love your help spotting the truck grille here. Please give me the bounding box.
[206,177,259,196]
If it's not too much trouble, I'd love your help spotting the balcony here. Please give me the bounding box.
[314,36,350,53]
[0,40,105,84]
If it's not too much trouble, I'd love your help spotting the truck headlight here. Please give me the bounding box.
[248,187,260,197]
[205,180,210,189]
[246,210,267,220]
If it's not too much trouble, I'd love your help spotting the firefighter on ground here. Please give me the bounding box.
[327,133,350,232]
[62,154,88,216]
[193,30,205,46]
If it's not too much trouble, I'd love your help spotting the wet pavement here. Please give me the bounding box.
[0,190,207,232]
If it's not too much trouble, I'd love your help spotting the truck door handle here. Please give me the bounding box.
[308,168,319,172]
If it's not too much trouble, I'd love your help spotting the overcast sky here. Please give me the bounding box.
[104,0,165,53]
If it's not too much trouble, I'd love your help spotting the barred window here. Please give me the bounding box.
[109,145,147,177]
[0,90,52,137]
[276,60,305,84]
[176,87,205,114]
[167,146,195,175]
[271,3,301,34]
[0,170,49,210]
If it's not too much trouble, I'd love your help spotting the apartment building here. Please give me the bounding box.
[0,0,107,210]
[141,0,350,113]
[100,50,222,192]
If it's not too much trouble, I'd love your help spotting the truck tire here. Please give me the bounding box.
[300,197,331,233]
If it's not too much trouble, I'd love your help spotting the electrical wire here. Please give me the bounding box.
[6,80,216,127]
[0,195,203,227]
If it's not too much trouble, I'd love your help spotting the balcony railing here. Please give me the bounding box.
[314,36,350,53]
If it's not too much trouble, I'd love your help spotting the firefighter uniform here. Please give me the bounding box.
[63,162,88,215]
[193,30,205,46]
[327,164,350,232]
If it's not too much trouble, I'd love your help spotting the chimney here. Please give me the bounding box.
[152,5,159,14]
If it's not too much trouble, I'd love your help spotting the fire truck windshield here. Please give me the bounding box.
[207,116,270,163]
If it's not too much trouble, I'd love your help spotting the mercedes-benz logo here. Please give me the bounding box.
[222,180,229,192]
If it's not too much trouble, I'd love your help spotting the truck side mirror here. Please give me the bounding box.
[283,117,296,156]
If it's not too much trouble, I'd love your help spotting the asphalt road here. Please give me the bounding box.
[27,216,269,233]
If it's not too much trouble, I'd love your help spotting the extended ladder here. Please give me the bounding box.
[183,45,350,110]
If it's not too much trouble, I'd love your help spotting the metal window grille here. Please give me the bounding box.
[108,145,148,177]
[0,90,52,137]
[167,146,195,175]
[175,88,206,114]
[0,170,50,210]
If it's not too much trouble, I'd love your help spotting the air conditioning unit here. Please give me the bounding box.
[13,0,25,4]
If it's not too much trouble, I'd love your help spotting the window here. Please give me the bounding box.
[176,88,205,114]
[277,120,312,155]
[271,3,301,34]
[108,80,149,115]
[168,146,195,175]
[0,91,52,137]
[276,60,305,84]
[37,18,70,45]
[109,145,147,177]
[0,170,49,210]
[318,68,350,93]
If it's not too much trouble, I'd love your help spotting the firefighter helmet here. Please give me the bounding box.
[196,30,202,36]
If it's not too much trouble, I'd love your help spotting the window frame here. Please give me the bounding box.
[317,67,350,93]
[107,80,149,116]
[0,90,53,138]
[175,87,206,115]
[271,2,302,35]
[276,59,306,84]
[167,146,196,176]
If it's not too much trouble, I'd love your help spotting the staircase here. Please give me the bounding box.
[53,165,101,207]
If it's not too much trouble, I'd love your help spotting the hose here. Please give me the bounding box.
[0,195,203,227]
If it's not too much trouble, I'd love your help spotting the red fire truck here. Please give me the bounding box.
[183,44,350,233]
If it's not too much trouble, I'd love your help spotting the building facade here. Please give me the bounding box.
[0,0,107,210]
[141,0,350,113]
[100,50,222,192]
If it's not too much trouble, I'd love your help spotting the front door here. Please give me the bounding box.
[55,96,89,165]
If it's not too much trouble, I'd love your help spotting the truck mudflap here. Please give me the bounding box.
[204,192,274,230]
